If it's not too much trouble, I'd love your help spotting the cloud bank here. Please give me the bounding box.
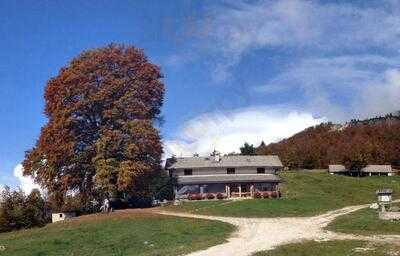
[357,69,400,118]
[210,0,400,59]
[13,164,41,194]
[164,107,325,157]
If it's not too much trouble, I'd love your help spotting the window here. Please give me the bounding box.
[59,214,63,218]
[257,168,265,174]
[184,169,193,176]
[227,168,235,174]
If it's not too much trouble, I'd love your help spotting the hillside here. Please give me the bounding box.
[0,210,234,256]
[257,113,400,169]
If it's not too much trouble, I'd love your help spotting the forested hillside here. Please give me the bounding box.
[257,113,400,169]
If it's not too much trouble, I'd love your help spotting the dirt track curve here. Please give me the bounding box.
[154,202,400,256]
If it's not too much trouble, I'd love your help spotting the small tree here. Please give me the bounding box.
[343,153,368,176]
[342,137,370,176]
[25,189,48,228]
[240,142,256,155]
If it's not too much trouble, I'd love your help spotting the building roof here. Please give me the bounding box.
[362,165,393,173]
[177,174,281,185]
[376,189,393,195]
[166,155,283,169]
[328,165,347,173]
[328,164,394,173]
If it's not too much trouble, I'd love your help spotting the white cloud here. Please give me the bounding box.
[13,164,41,194]
[255,55,400,121]
[164,107,325,157]
[210,0,400,58]
[357,69,400,118]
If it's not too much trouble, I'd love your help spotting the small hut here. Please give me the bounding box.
[51,212,76,223]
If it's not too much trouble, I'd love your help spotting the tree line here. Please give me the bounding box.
[0,188,48,232]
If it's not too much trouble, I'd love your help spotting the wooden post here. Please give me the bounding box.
[238,184,242,197]
[226,185,230,198]
[174,187,178,200]
[250,184,254,197]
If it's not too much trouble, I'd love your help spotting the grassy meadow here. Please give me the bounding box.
[253,240,400,256]
[0,210,234,256]
[327,205,400,235]
[166,171,400,217]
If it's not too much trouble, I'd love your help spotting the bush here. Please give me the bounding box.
[254,192,262,199]
[188,193,203,200]
[0,187,49,233]
[216,193,225,200]
[262,192,270,199]
[206,193,215,200]
[270,191,278,198]
[127,195,153,208]
[195,194,204,200]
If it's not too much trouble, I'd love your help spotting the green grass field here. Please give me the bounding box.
[253,240,400,256]
[167,171,400,217]
[0,210,234,256]
[327,205,400,235]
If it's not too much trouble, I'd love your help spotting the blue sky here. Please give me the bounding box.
[1,0,400,191]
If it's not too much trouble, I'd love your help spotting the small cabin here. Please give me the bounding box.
[52,212,76,223]
[328,165,396,177]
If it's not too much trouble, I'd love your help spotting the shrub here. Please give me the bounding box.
[278,190,282,198]
[261,192,269,199]
[0,187,49,233]
[254,192,262,199]
[188,193,203,200]
[127,195,152,208]
[206,193,215,200]
[195,194,204,200]
[216,193,225,200]
[271,191,278,198]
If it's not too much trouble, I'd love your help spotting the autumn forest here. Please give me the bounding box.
[257,113,400,170]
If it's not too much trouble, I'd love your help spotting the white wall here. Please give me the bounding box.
[51,212,76,223]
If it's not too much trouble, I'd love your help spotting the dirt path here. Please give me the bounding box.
[154,203,400,256]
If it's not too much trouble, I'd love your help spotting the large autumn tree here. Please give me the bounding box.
[23,44,164,207]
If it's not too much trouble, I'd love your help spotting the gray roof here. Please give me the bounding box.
[328,164,394,173]
[177,174,281,185]
[167,155,283,169]
[328,165,347,173]
[376,189,393,195]
[362,165,393,173]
